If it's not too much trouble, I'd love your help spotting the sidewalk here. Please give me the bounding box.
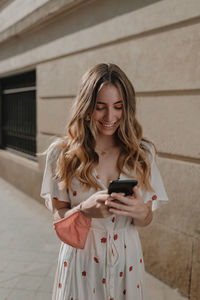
[0,177,188,300]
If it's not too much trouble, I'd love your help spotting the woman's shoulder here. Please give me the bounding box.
[140,138,154,151]
[140,139,157,161]
[46,138,65,162]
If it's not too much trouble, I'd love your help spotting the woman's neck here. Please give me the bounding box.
[95,134,118,151]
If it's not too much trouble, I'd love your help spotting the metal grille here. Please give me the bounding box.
[1,71,36,157]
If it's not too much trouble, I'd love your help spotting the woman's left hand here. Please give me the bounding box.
[102,186,153,227]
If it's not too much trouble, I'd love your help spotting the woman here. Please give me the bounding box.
[40,63,168,300]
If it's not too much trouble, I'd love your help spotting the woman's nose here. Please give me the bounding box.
[103,108,113,122]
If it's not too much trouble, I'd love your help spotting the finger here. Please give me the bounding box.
[110,193,132,206]
[132,186,141,199]
[104,211,114,217]
[98,195,119,204]
[106,200,133,212]
[111,192,125,197]
[96,195,109,203]
[146,200,152,210]
[96,203,104,208]
[108,208,132,216]
[97,190,108,195]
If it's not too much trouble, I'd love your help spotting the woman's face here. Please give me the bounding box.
[92,83,123,136]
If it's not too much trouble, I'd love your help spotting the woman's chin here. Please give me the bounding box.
[97,127,118,136]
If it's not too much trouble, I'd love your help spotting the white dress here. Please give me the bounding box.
[40,141,168,300]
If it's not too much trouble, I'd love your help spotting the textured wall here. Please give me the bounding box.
[0,0,49,32]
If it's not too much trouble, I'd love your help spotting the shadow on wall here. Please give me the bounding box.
[0,0,162,61]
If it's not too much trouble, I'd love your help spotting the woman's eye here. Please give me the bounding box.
[114,105,123,110]
[96,106,105,110]
[95,104,123,110]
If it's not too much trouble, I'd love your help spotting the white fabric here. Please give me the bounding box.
[140,141,168,211]
[40,142,70,212]
[40,140,168,300]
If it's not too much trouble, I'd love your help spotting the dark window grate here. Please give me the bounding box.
[1,71,36,157]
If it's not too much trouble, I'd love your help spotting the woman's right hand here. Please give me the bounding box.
[80,190,113,219]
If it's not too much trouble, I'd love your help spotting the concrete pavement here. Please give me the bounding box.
[0,177,188,300]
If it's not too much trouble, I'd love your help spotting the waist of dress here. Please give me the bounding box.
[89,223,136,234]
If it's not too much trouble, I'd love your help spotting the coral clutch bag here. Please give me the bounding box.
[53,211,91,249]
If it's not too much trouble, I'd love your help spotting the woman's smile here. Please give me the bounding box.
[99,121,117,128]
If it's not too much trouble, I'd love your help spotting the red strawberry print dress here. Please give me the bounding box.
[40,141,168,300]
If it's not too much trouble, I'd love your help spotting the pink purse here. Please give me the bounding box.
[53,210,91,249]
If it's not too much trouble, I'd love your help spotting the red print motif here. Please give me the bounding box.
[152,194,157,200]
[112,249,115,256]
[137,284,140,289]
[94,257,99,263]
[114,234,118,240]
[129,266,133,271]
[82,271,86,276]
[123,289,126,295]
[140,258,142,263]
[53,197,58,201]
[96,175,100,179]
[73,191,77,196]
[64,261,68,267]
[112,217,115,222]
[102,278,106,284]
[101,237,107,243]
[120,272,123,277]
[58,283,62,288]
[110,298,114,300]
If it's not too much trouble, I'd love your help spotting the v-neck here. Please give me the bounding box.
[93,168,124,190]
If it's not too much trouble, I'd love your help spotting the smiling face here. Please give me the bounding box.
[92,83,123,137]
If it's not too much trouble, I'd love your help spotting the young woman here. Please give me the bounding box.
[40,63,168,300]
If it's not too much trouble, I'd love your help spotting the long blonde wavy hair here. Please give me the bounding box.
[46,63,156,192]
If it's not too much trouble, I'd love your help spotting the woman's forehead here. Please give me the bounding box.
[96,83,122,102]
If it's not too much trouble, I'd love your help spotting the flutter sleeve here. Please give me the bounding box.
[40,142,70,212]
[40,141,91,249]
[141,142,168,211]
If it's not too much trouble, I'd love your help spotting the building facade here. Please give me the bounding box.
[0,0,199,299]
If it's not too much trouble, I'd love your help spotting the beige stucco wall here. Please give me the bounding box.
[0,0,49,32]
[0,0,199,298]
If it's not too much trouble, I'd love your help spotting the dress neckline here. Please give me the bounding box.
[93,168,122,190]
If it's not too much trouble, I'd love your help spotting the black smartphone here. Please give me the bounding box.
[108,179,138,196]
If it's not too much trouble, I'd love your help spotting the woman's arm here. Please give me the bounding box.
[52,190,113,221]
[52,198,81,222]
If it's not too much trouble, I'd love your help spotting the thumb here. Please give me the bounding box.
[96,203,104,208]
[133,185,140,199]
[146,200,152,210]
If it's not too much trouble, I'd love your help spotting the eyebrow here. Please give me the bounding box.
[96,100,123,104]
